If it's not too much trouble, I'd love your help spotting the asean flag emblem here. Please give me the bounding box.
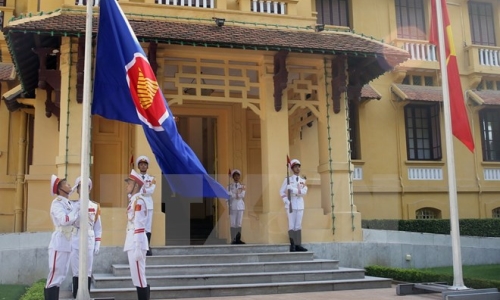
[126,53,169,131]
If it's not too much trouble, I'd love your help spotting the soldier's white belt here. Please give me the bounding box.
[55,226,77,240]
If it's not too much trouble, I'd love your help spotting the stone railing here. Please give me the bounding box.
[73,0,294,13]
[69,0,303,20]
[391,39,438,70]
[465,44,500,75]
[251,0,286,14]
[477,47,500,67]
[403,41,437,62]
[75,0,100,6]
[155,0,214,8]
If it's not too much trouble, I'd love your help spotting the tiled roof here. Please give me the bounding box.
[2,10,410,96]
[467,90,500,106]
[4,13,408,61]
[361,84,382,100]
[391,84,443,102]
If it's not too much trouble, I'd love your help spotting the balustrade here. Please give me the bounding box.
[403,42,437,62]
[251,0,286,14]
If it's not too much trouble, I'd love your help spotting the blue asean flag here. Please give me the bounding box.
[92,0,229,199]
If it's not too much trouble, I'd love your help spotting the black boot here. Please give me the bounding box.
[88,276,92,292]
[288,230,296,252]
[295,230,308,252]
[235,229,246,244]
[72,277,78,298]
[146,232,153,256]
[136,286,148,300]
[146,284,151,300]
[230,227,237,244]
[45,286,59,300]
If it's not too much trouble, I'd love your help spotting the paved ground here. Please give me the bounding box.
[63,286,444,300]
[183,286,442,300]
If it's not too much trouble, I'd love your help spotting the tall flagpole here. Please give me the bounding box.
[435,0,466,290]
[76,0,95,298]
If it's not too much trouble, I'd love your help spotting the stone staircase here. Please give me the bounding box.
[90,244,390,299]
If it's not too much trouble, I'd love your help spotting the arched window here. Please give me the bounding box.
[493,208,500,218]
[416,207,441,219]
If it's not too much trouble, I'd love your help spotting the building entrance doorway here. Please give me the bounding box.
[161,115,225,245]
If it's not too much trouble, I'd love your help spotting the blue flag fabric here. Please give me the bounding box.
[92,0,229,199]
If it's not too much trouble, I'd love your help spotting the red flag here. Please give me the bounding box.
[286,155,291,168]
[430,0,474,152]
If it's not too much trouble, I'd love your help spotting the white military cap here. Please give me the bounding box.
[74,176,93,191]
[290,159,301,168]
[231,169,241,177]
[125,169,144,187]
[50,174,62,196]
[136,155,150,166]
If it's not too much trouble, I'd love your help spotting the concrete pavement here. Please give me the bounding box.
[183,286,442,300]
[65,285,443,299]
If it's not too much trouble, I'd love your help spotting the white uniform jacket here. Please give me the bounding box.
[124,193,149,252]
[279,175,308,210]
[228,182,246,210]
[140,173,156,210]
[71,200,102,250]
[48,196,80,252]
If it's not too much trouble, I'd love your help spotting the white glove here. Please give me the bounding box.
[134,244,145,261]
[94,241,101,255]
[286,184,293,190]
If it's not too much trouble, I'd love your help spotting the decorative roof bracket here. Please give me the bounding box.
[273,50,289,112]
[33,47,61,119]
[347,57,377,103]
[148,42,158,76]
[44,86,60,119]
[331,55,347,114]
[76,37,85,104]
[347,67,363,103]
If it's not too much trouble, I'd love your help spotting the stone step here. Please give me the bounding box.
[89,277,391,300]
[112,259,339,276]
[93,267,365,289]
[150,244,291,255]
[143,252,314,265]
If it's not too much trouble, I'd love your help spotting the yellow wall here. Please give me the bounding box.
[0,0,499,244]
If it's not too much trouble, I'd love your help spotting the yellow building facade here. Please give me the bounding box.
[0,0,499,247]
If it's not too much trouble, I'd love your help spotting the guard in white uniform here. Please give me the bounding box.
[70,177,102,298]
[228,169,246,244]
[279,159,308,252]
[136,155,155,256]
[124,169,150,300]
[45,175,80,300]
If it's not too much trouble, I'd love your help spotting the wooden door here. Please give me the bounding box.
[91,115,131,207]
